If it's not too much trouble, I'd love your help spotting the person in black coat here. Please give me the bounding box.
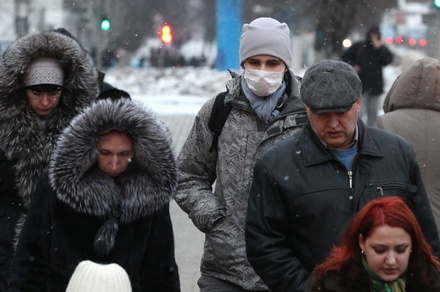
[342,25,393,126]
[0,30,98,290]
[245,60,440,292]
[9,99,180,291]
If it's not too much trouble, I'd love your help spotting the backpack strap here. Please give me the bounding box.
[208,91,232,153]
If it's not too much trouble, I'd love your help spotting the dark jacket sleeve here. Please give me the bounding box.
[141,203,180,292]
[246,158,310,291]
[375,45,393,67]
[341,42,360,66]
[0,150,17,198]
[9,172,53,291]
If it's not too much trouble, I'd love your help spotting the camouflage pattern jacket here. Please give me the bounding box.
[175,71,307,290]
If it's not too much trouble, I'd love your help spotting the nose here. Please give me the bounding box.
[385,252,397,265]
[40,93,51,106]
[327,114,339,128]
[109,156,120,171]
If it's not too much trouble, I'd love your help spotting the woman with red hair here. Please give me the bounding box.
[307,196,440,291]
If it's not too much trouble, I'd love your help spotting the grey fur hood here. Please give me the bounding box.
[0,31,98,207]
[49,99,177,223]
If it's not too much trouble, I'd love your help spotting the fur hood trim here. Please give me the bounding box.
[49,99,177,223]
[0,31,98,207]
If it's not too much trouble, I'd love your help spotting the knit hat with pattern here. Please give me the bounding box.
[24,57,64,87]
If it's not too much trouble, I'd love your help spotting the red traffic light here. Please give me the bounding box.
[161,25,172,43]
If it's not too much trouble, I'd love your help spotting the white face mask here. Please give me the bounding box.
[244,67,285,97]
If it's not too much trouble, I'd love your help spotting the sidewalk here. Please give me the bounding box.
[159,114,204,292]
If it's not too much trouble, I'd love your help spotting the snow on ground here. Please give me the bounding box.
[104,66,232,115]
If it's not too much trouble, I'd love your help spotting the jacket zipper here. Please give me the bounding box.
[347,170,353,192]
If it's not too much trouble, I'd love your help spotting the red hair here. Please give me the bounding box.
[315,196,440,273]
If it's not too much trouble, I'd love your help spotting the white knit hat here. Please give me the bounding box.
[24,57,64,87]
[239,17,292,67]
[65,261,132,292]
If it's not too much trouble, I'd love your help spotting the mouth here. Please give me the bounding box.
[382,268,397,274]
[106,171,120,177]
[326,131,341,138]
[38,108,54,114]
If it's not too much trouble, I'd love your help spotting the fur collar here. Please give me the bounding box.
[49,99,177,223]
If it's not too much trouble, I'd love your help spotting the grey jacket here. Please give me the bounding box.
[0,31,98,208]
[376,57,440,233]
[176,71,307,290]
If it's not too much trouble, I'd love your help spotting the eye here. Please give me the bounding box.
[396,247,408,254]
[373,247,385,254]
[268,61,282,67]
[31,90,43,95]
[99,149,110,155]
[119,151,132,157]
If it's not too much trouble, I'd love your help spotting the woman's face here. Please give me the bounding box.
[97,131,134,177]
[359,225,412,282]
[26,87,62,117]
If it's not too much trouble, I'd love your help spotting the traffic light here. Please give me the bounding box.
[435,0,440,8]
[101,18,111,31]
[161,24,172,43]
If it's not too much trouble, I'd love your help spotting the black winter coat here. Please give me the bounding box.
[9,100,180,291]
[0,30,98,290]
[246,120,440,292]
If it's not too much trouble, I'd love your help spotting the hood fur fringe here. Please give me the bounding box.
[49,99,177,223]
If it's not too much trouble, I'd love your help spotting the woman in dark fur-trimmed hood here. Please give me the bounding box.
[0,30,99,208]
[9,99,180,291]
[0,30,98,290]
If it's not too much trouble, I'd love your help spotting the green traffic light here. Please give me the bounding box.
[101,19,111,31]
[435,0,440,8]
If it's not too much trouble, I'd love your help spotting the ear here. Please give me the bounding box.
[305,105,312,117]
[359,234,365,251]
[356,97,362,112]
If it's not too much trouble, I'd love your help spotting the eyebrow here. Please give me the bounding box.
[371,243,410,248]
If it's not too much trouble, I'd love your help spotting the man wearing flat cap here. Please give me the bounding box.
[245,59,440,291]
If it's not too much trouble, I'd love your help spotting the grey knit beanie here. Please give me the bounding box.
[65,260,132,292]
[239,17,292,67]
[24,57,64,87]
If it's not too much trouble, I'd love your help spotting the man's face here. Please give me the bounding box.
[306,98,361,149]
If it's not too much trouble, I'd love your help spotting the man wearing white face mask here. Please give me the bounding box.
[175,17,307,291]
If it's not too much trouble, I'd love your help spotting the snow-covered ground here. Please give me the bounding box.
[104,48,422,116]
[104,66,232,115]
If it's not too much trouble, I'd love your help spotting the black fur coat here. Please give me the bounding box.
[9,100,180,291]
